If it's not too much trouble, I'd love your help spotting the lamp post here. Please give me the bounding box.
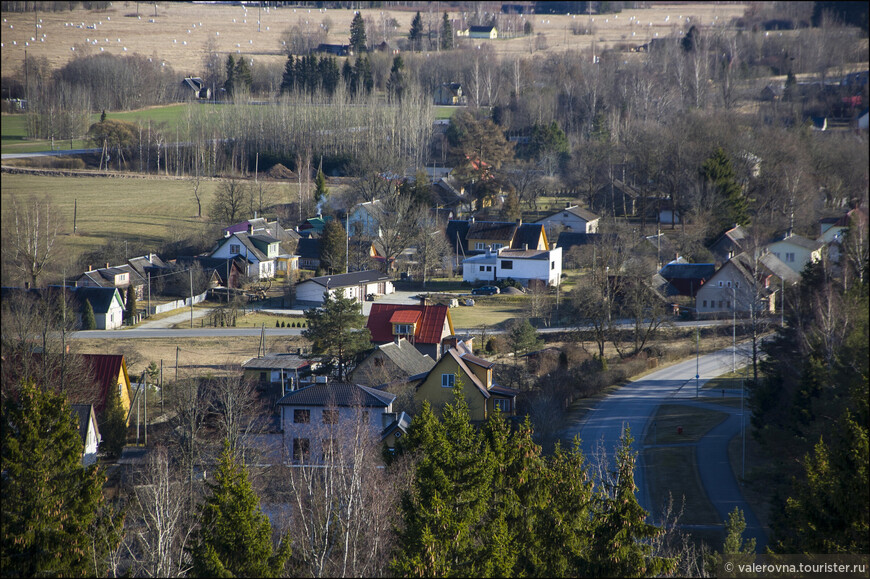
[695,325,700,398]
[732,284,736,374]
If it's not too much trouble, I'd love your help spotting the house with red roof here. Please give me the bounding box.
[81,353,134,425]
[366,303,455,361]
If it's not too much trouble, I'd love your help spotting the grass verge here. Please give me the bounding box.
[644,404,729,445]
[646,446,721,526]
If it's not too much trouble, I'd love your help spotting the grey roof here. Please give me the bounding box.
[242,353,310,371]
[557,232,601,250]
[498,248,550,260]
[381,411,412,440]
[769,232,824,252]
[277,382,396,408]
[127,254,169,277]
[376,340,436,376]
[723,251,800,285]
[302,270,391,289]
[540,205,600,223]
[512,223,545,249]
[659,262,716,280]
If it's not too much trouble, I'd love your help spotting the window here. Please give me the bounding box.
[551,261,555,270]
[735,282,739,288]
[501,260,513,270]
[230,244,241,255]
[702,300,707,308]
[322,409,339,424]
[486,266,492,272]
[441,373,455,388]
[726,281,731,288]
[294,409,310,423]
[480,266,486,272]
[719,301,723,308]
[718,281,723,287]
[786,252,795,263]
[727,301,731,309]
[491,243,503,250]
[259,371,267,383]
[292,438,310,462]
[475,242,486,250]
[494,398,511,412]
[394,324,413,335]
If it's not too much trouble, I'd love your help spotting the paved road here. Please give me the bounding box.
[563,344,767,548]
[1,148,102,160]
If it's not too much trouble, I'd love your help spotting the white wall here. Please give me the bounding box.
[280,404,390,463]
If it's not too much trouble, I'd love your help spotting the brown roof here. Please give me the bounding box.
[467,221,518,241]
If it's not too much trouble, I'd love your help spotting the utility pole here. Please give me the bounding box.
[147,272,151,317]
[695,326,700,398]
[160,359,164,414]
[144,374,147,447]
[189,268,194,327]
[175,346,179,384]
[732,285,736,374]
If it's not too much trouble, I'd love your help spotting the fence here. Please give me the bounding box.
[147,290,208,315]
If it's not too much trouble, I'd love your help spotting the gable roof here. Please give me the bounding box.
[297,237,322,260]
[375,339,436,377]
[659,262,716,280]
[446,220,472,252]
[381,411,411,440]
[467,220,518,241]
[70,404,100,444]
[557,231,601,251]
[276,382,396,408]
[714,251,800,286]
[442,348,490,399]
[126,254,169,277]
[539,205,600,223]
[74,286,124,314]
[469,25,496,33]
[303,270,391,289]
[513,223,546,249]
[81,354,127,414]
[216,232,269,263]
[367,303,453,345]
[242,353,310,371]
[768,232,824,252]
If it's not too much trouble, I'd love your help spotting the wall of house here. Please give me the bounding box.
[416,359,487,421]
[766,241,819,273]
[280,404,389,463]
[83,419,100,466]
[695,266,766,315]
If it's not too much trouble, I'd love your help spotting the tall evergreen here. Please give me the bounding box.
[280,54,296,94]
[441,12,453,50]
[234,57,253,95]
[82,298,97,330]
[224,54,236,97]
[409,11,424,51]
[341,59,353,91]
[314,169,329,205]
[387,55,406,103]
[189,441,291,577]
[1,382,121,576]
[700,147,750,230]
[302,289,371,381]
[100,390,127,458]
[125,284,137,323]
[706,507,756,574]
[349,12,367,54]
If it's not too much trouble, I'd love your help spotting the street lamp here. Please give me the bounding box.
[732,284,736,374]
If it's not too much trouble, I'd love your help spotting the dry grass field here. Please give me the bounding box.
[1,3,747,77]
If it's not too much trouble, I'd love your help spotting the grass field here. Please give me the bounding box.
[1,4,748,83]
[646,445,721,526]
[644,404,729,445]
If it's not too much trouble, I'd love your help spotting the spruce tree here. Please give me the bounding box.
[234,57,253,95]
[302,290,370,381]
[82,298,97,330]
[441,12,453,50]
[224,54,236,97]
[1,382,120,576]
[100,390,127,459]
[314,169,329,206]
[349,12,367,54]
[280,54,296,94]
[125,284,137,324]
[409,11,423,51]
[189,441,291,578]
[341,59,354,92]
[700,147,750,231]
[706,507,756,574]
[387,55,406,103]
[319,219,347,275]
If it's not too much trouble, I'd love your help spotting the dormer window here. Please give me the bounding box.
[394,324,414,335]
[230,244,241,255]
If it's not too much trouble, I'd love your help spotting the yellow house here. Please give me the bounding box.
[415,343,518,421]
[82,353,134,426]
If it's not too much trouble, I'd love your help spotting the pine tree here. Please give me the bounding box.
[314,169,329,206]
[319,219,347,274]
[280,54,296,94]
[224,54,236,97]
[82,298,97,330]
[341,59,353,92]
[589,430,677,577]
[409,11,423,51]
[507,318,543,363]
[100,390,127,458]
[302,290,370,381]
[700,147,750,231]
[189,441,291,578]
[125,284,137,324]
[1,382,121,576]
[441,12,453,50]
[349,12,367,54]
[387,55,406,103]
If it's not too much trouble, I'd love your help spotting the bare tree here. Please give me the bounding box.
[165,377,209,508]
[210,178,249,226]
[2,194,61,287]
[411,210,451,286]
[206,368,268,464]
[370,192,425,272]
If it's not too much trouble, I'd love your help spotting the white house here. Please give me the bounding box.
[74,286,126,330]
[277,380,396,464]
[462,246,562,287]
[347,200,382,238]
[764,232,824,274]
[70,404,101,466]
[211,229,280,279]
[535,205,600,238]
[695,251,799,316]
[295,270,394,305]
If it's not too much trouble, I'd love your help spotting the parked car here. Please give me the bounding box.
[472,285,500,296]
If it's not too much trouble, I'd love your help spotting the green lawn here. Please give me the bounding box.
[645,446,721,526]
[644,404,729,445]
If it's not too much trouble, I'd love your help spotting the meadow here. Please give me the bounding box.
[2,3,747,81]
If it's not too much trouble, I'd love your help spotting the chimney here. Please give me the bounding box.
[566,202,571,209]
[248,223,254,235]
[470,215,475,223]
[88,265,93,272]
[523,243,528,251]
[106,262,110,269]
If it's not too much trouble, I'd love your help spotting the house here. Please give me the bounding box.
[374,40,399,54]
[535,204,600,237]
[709,224,751,263]
[70,404,101,466]
[295,270,393,306]
[74,286,126,330]
[432,178,473,218]
[347,200,383,238]
[175,255,246,289]
[381,411,411,453]
[462,246,562,288]
[415,342,518,421]
[211,226,281,279]
[467,25,498,39]
[818,208,868,244]
[223,218,300,277]
[592,179,640,216]
[446,218,549,254]
[315,43,352,56]
[296,238,322,271]
[760,84,783,101]
[659,258,716,297]
[348,238,385,272]
[75,263,145,300]
[765,231,824,273]
[277,380,396,464]
[126,253,170,281]
[350,338,436,387]
[298,215,331,237]
[367,304,454,360]
[242,353,315,403]
[434,83,466,106]
[695,251,799,317]
[81,353,134,425]
[181,76,211,100]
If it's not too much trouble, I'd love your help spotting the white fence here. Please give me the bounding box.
[147,290,208,315]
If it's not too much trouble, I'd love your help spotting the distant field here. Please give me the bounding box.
[1,4,747,79]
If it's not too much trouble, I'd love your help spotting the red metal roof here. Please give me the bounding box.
[81,354,125,414]
[389,310,422,324]
[368,304,451,345]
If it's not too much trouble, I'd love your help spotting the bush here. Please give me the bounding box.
[276,320,280,327]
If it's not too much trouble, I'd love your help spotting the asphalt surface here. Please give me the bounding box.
[564,344,768,549]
